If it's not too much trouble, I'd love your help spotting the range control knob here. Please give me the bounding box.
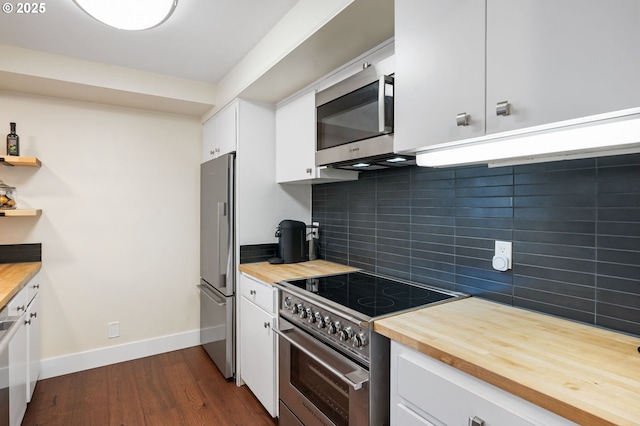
[351,333,367,348]
[339,327,354,342]
[306,308,315,323]
[284,296,292,309]
[291,303,300,315]
[315,313,326,328]
[298,305,307,319]
[327,321,338,335]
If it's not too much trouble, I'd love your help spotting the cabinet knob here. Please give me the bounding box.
[306,168,313,175]
[249,290,256,295]
[469,416,485,426]
[30,312,37,318]
[16,305,25,312]
[25,319,31,325]
[32,284,40,289]
[263,321,270,329]
[456,112,471,126]
[496,101,511,116]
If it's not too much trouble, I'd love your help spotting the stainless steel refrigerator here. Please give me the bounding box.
[198,153,235,379]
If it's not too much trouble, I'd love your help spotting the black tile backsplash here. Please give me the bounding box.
[312,153,640,337]
[239,243,278,264]
[0,243,41,263]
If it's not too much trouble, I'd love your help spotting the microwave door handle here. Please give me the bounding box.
[272,326,369,391]
[378,75,393,134]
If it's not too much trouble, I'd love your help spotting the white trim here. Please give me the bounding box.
[39,330,200,379]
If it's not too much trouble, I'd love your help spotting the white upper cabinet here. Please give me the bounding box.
[394,0,486,153]
[275,90,358,184]
[395,0,640,153]
[202,101,238,163]
[485,0,640,135]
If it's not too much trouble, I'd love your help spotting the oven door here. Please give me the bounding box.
[274,318,369,426]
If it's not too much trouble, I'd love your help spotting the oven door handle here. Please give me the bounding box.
[272,325,369,391]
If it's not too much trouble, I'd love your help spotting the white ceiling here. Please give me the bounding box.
[0,0,299,84]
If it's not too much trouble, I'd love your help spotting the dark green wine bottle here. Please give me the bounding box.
[6,122,19,156]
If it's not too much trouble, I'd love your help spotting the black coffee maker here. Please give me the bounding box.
[268,220,308,264]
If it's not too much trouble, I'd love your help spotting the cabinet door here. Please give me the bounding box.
[276,91,317,183]
[394,0,485,153]
[486,0,640,135]
[215,101,238,157]
[9,317,27,426]
[240,296,276,417]
[26,292,40,402]
[202,116,216,163]
[202,102,238,163]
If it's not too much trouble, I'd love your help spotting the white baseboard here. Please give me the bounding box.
[40,329,201,379]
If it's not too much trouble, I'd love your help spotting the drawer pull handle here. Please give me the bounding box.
[469,416,485,426]
[456,112,470,126]
[496,101,511,116]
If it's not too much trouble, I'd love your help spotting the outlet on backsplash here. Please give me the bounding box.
[493,241,512,271]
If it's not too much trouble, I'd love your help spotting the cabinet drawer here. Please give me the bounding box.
[394,343,576,426]
[240,273,276,314]
[26,274,40,305]
[397,403,438,426]
[8,286,28,317]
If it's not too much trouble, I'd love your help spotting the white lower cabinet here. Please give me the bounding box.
[8,312,26,426]
[7,273,40,426]
[238,273,277,417]
[26,291,40,402]
[390,341,576,426]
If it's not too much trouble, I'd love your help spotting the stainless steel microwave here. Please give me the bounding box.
[315,60,413,170]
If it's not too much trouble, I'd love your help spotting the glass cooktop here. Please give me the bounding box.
[283,271,458,318]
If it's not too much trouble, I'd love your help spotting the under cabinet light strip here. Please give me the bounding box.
[417,111,640,168]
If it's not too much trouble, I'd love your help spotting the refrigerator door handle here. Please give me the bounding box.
[198,284,226,307]
[217,201,227,286]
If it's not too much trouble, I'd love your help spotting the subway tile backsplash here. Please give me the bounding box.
[312,154,640,337]
[0,243,42,263]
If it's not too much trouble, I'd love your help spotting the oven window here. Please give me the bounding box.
[291,346,350,426]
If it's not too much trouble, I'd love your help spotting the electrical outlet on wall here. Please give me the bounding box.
[311,221,319,239]
[493,241,512,271]
[108,321,120,339]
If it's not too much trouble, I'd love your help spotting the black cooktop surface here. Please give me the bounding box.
[283,271,456,318]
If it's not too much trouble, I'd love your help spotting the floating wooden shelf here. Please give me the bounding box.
[0,156,41,167]
[0,209,41,217]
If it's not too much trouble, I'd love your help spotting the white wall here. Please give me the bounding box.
[0,91,201,374]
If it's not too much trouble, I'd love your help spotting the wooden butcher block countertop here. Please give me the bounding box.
[375,297,640,426]
[238,259,358,284]
[0,262,41,309]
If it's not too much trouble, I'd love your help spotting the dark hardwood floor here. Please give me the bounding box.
[22,346,278,426]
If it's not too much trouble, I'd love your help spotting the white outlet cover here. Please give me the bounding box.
[108,321,120,338]
[494,241,512,269]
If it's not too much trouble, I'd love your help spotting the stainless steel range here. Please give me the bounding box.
[273,271,467,426]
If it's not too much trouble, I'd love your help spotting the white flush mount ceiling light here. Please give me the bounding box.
[73,0,178,31]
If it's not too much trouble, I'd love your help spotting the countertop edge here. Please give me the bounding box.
[0,262,42,309]
[238,260,359,284]
[374,298,637,426]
